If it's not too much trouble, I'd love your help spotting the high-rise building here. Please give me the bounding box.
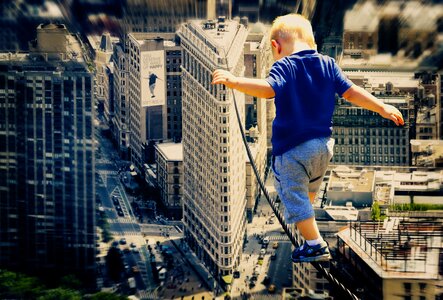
[122,0,208,38]
[95,33,114,124]
[179,18,248,284]
[127,34,167,171]
[332,71,417,167]
[111,42,130,158]
[0,24,95,284]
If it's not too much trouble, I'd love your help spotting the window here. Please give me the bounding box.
[404,282,411,294]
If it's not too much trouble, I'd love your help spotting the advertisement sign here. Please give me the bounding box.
[141,50,165,107]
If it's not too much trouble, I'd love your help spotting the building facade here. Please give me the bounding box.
[0,24,95,284]
[179,18,248,283]
[155,143,183,220]
[243,23,272,221]
[122,0,208,38]
[332,71,418,167]
[95,33,114,124]
[127,33,169,171]
[111,42,130,158]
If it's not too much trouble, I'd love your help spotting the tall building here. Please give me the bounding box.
[332,71,417,167]
[127,34,167,171]
[111,42,130,158]
[122,0,208,38]
[179,18,249,284]
[95,33,114,124]
[0,24,95,284]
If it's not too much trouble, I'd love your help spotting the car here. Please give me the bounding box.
[131,266,139,273]
[249,280,256,288]
[268,284,276,293]
[262,275,270,285]
[112,196,119,205]
[272,242,279,249]
[268,218,274,224]
[119,238,127,245]
[117,210,124,217]
[263,237,270,245]
[257,259,264,265]
[111,241,119,247]
[130,242,137,248]
[233,271,240,278]
[258,253,264,260]
[260,248,266,255]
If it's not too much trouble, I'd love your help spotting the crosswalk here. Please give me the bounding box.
[267,233,289,241]
[138,289,159,300]
[108,217,134,224]
[97,169,118,175]
[110,230,141,236]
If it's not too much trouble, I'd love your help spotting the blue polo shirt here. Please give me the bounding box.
[266,49,353,156]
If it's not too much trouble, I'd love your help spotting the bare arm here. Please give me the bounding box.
[342,85,405,126]
[211,69,275,99]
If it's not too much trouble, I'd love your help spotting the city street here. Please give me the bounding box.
[229,173,293,299]
[94,122,214,299]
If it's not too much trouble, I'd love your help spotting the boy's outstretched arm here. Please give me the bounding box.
[342,85,405,126]
[212,69,275,99]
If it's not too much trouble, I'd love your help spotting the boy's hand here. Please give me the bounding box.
[379,104,405,126]
[212,69,238,89]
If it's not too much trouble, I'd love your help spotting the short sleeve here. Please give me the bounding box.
[265,60,288,99]
[333,61,353,96]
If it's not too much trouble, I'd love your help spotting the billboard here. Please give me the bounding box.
[141,50,166,107]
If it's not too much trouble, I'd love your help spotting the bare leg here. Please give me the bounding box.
[295,192,320,240]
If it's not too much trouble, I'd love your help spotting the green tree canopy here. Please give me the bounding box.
[37,288,81,300]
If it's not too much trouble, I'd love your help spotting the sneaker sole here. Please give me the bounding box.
[292,253,331,263]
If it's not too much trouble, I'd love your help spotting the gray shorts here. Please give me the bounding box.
[272,137,334,223]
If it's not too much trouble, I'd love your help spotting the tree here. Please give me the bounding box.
[37,288,81,300]
[371,201,381,221]
[106,247,124,282]
[0,269,43,299]
[60,275,82,291]
[87,291,129,300]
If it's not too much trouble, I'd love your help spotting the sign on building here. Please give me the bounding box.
[141,50,166,107]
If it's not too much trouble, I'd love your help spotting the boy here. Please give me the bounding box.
[211,14,404,262]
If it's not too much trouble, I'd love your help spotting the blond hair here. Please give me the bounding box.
[270,14,316,49]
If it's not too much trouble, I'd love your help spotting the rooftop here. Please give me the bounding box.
[191,18,241,55]
[338,218,443,279]
[340,53,421,71]
[155,142,183,161]
[328,166,375,193]
[410,139,443,168]
[345,70,419,90]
